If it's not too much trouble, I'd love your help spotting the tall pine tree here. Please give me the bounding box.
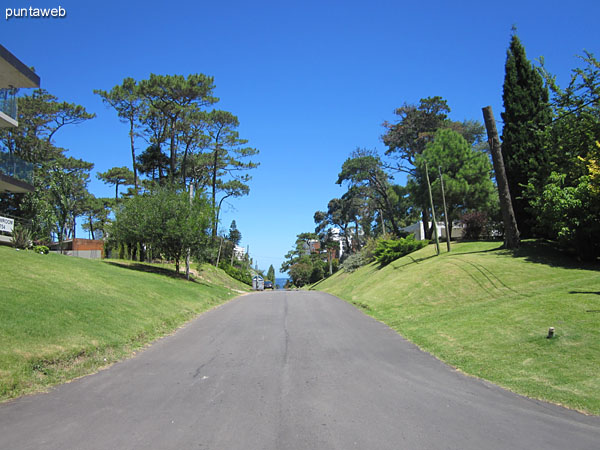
[501,32,552,237]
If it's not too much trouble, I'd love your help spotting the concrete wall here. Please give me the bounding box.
[50,250,102,259]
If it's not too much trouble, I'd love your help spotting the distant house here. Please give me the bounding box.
[402,221,464,241]
[48,239,104,259]
[233,244,246,261]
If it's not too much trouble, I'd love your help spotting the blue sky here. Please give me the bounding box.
[3,0,599,275]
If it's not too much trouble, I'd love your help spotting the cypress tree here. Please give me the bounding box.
[501,32,552,237]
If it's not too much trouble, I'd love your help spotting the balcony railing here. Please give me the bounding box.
[0,88,18,121]
[0,152,34,185]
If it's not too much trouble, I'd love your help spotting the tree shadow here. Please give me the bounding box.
[391,253,438,270]
[103,261,202,284]
[507,240,599,270]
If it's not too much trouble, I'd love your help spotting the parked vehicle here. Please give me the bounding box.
[264,280,274,289]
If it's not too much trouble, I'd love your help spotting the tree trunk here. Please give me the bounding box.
[482,106,520,249]
[129,115,138,190]
[425,163,440,255]
[169,119,177,184]
[211,144,219,238]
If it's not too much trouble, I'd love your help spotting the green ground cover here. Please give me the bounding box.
[0,246,249,402]
[313,240,600,415]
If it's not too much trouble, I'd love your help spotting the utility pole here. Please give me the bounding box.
[425,162,440,255]
[482,106,520,249]
[438,166,451,252]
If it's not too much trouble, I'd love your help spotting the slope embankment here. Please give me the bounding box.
[312,241,600,415]
[0,245,250,401]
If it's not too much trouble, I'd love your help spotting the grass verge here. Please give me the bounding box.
[313,240,600,415]
[0,246,250,402]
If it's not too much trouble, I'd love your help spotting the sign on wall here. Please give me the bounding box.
[0,216,14,233]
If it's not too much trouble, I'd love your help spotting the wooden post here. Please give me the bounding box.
[425,163,440,255]
[482,106,520,249]
[438,166,451,252]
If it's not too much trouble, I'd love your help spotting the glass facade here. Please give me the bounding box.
[0,151,33,185]
[0,88,18,121]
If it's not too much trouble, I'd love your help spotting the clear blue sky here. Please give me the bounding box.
[4,0,599,275]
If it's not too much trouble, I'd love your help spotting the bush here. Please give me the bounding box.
[461,211,489,240]
[11,224,32,250]
[218,262,252,286]
[32,245,49,254]
[373,235,427,266]
[341,238,378,273]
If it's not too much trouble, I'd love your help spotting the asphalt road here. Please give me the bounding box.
[1,290,599,449]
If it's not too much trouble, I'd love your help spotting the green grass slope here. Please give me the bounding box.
[313,241,600,415]
[0,246,250,401]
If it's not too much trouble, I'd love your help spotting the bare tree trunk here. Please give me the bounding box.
[129,117,138,190]
[425,163,440,255]
[482,106,520,249]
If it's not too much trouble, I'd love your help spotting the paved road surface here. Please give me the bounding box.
[1,290,599,449]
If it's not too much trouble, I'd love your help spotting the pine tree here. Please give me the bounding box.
[501,32,553,237]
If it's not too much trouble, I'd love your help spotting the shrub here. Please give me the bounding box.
[32,245,49,254]
[218,262,252,286]
[341,238,378,273]
[11,224,32,250]
[461,211,489,240]
[373,235,427,266]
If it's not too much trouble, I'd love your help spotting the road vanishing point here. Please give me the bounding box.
[1,290,599,449]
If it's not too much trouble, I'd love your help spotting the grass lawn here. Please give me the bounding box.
[0,246,250,402]
[313,240,600,415]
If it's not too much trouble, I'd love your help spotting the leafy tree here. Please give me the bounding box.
[0,89,95,163]
[97,166,135,201]
[111,188,211,273]
[382,96,488,238]
[204,109,259,237]
[501,32,553,237]
[529,53,600,259]
[266,265,276,282]
[138,74,218,183]
[281,232,329,286]
[382,96,451,173]
[94,78,145,189]
[228,220,242,245]
[414,129,496,225]
[136,144,169,183]
[0,90,95,242]
[81,195,112,240]
[337,149,402,236]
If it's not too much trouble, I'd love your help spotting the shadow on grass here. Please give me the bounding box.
[391,253,437,270]
[508,240,599,270]
[449,240,599,271]
[103,261,205,284]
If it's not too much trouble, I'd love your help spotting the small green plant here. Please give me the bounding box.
[32,245,49,254]
[217,262,253,285]
[373,235,427,266]
[10,224,32,250]
[341,238,378,272]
